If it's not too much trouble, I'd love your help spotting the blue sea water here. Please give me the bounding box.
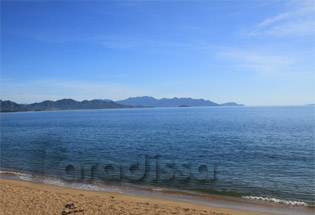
[0,106,314,205]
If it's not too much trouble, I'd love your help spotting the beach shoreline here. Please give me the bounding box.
[1,177,313,215]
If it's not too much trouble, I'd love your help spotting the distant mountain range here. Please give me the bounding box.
[116,96,244,107]
[0,99,131,112]
[0,97,244,112]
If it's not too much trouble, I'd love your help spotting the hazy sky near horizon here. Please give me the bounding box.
[1,0,314,106]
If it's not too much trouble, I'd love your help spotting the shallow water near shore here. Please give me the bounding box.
[1,172,314,215]
[1,106,314,208]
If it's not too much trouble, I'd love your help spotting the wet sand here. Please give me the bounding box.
[0,178,282,215]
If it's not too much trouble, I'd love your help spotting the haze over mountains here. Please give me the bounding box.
[116,96,243,107]
[0,97,244,112]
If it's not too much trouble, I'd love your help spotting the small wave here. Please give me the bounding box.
[152,188,164,192]
[242,196,308,206]
[0,170,53,183]
[0,169,127,194]
[0,170,30,178]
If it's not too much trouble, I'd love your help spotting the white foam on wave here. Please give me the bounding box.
[0,170,54,183]
[242,196,309,206]
[0,170,35,182]
[152,188,164,192]
[0,170,29,177]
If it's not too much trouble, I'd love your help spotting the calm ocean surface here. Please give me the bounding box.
[1,106,314,205]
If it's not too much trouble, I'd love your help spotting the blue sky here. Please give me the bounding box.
[1,0,314,105]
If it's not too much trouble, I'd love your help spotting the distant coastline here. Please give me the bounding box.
[0,97,244,113]
[116,96,244,107]
[0,99,132,113]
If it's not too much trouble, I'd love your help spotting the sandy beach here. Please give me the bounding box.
[0,178,281,215]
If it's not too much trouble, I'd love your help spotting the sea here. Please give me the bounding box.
[1,106,314,209]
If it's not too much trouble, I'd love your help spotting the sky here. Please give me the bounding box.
[1,0,314,106]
